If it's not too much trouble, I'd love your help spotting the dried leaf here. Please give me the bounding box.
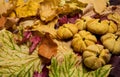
[107,12,120,36]
[39,0,60,22]
[79,0,109,14]
[0,16,7,29]
[4,18,19,31]
[0,0,13,15]
[11,0,43,18]
[32,19,58,38]
[82,3,95,16]
[38,33,58,59]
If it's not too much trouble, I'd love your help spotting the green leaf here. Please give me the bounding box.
[48,51,112,77]
[0,29,41,77]
[48,51,83,77]
[84,65,112,77]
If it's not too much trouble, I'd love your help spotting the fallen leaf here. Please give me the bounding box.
[93,0,108,14]
[3,17,19,32]
[82,3,96,16]
[32,19,58,38]
[0,0,13,15]
[39,0,60,22]
[38,33,58,59]
[0,16,7,29]
[11,0,43,18]
[79,0,109,14]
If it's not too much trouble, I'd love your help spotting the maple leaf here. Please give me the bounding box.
[0,29,42,77]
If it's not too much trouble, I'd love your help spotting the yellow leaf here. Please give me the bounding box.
[79,0,109,14]
[32,19,58,38]
[0,0,13,15]
[39,0,60,22]
[93,0,108,14]
[12,0,43,18]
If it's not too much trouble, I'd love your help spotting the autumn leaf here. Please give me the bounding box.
[32,19,58,39]
[79,0,109,14]
[0,16,7,29]
[9,0,43,18]
[0,29,42,77]
[39,0,60,22]
[0,0,13,15]
[38,33,58,59]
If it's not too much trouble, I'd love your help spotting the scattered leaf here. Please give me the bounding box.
[0,16,6,29]
[79,0,109,14]
[49,50,111,77]
[38,33,58,59]
[11,0,43,18]
[32,19,58,38]
[0,0,13,15]
[39,0,60,22]
[0,29,42,77]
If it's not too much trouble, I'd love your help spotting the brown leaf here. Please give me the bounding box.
[0,16,6,29]
[38,33,58,59]
[4,18,19,31]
